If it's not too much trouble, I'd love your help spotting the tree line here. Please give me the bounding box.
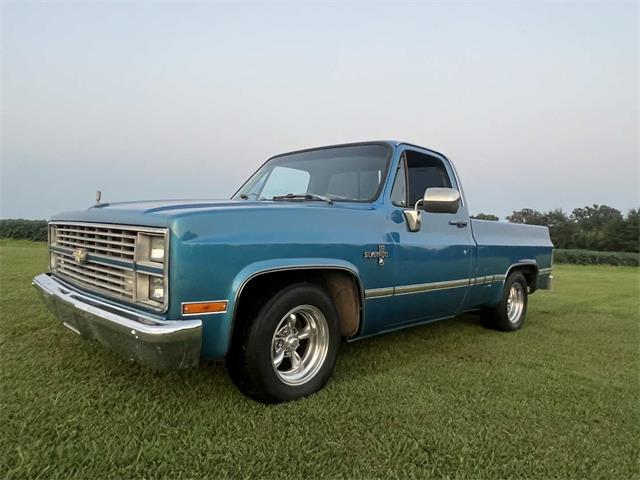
[1,205,639,254]
[472,205,639,253]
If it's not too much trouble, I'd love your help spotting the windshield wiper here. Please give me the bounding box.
[272,193,333,204]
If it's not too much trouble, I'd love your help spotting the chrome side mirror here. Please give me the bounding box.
[403,187,461,232]
[423,187,460,214]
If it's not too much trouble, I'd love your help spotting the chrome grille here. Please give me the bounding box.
[54,224,136,261]
[48,222,168,311]
[54,254,135,300]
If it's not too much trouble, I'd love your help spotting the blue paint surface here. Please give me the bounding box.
[50,141,553,359]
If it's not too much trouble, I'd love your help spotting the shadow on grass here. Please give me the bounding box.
[74,312,485,405]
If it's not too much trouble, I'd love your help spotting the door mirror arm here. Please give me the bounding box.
[403,188,461,232]
[403,198,424,232]
[403,208,422,232]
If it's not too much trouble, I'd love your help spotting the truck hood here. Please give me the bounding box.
[50,198,370,228]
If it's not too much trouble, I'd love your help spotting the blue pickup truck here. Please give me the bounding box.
[33,141,553,403]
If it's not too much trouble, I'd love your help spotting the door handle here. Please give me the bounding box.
[449,219,468,228]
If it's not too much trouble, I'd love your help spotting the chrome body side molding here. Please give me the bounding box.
[364,287,395,299]
[364,263,554,299]
[365,276,489,299]
[394,278,469,296]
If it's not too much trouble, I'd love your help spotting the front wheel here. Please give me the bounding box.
[481,272,528,331]
[227,283,340,403]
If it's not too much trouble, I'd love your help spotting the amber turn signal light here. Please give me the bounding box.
[182,301,228,315]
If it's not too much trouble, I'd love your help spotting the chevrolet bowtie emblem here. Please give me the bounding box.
[364,245,389,266]
[73,248,88,264]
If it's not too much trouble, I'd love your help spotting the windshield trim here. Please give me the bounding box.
[231,141,394,204]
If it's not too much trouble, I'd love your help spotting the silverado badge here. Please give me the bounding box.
[73,248,88,264]
[364,245,389,266]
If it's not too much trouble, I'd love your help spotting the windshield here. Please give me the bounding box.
[233,144,391,202]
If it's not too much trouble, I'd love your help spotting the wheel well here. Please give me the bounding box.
[231,268,363,343]
[509,264,538,292]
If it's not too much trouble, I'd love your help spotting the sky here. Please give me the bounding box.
[1,1,638,219]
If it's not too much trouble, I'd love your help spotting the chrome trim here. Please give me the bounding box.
[366,276,489,298]
[396,142,467,208]
[32,273,201,370]
[395,278,469,295]
[538,267,553,275]
[423,187,461,214]
[51,246,135,270]
[181,300,229,316]
[506,282,525,323]
[364,287,394,299]
[497,261,539,287]
[448,156,467,208]
[471,275,495,286]
[364,271,534,300]
[48,221,169,313]
[63,321,81,335]
[233,141,393,204]
[403,209,422,232]
[49,220,167,234]
[271,305,330,386]
[230,265,366,345]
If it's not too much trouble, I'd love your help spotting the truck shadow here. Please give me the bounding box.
[334,313,485,382]
[84,312,486,406]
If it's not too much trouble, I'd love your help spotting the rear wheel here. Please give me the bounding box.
[481,272,528,331]
[227,283,340,403]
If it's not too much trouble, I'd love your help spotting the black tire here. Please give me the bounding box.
[481,272,528,332]
[227,282,340,403]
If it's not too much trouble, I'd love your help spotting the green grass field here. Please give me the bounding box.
[1,240,638,479]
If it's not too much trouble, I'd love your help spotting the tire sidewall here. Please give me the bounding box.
[500,273,528,330]
[244,283,340,402]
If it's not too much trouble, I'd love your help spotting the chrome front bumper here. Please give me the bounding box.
[32,273,202,370]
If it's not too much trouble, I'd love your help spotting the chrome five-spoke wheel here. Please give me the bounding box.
[271,305,329,386]
[480,272,528,332]
[506,282,525,323]
[228,282,339,403]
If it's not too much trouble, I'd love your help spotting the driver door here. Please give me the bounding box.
[390,148,475,324]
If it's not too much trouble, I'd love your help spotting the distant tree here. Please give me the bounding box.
[571,205,625,251]
[506,205,638,252]
[571,204,623,229]
[619,209,640,253]
[506,208,574,249]
[471,213,499,221]
[543,209,576,249]
[505,208,547,225]
[0,219,48,241]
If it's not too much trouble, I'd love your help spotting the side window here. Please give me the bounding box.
[405,151,452,208]
[390,155,407,206]
[260,166,310,199]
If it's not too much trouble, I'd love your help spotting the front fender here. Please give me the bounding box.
[200,258,362,360]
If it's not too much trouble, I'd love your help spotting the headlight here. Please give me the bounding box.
[134,232,168,310]
[149,276,164,302]
[149,236,165,263]
[136,233,167,263]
